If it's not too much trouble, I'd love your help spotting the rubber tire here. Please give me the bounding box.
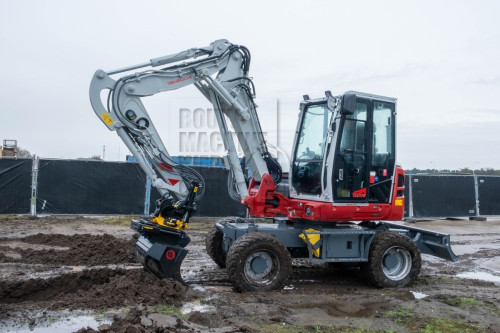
[226,232,292,292]
[363,231,421,288]
[205,224,227,268]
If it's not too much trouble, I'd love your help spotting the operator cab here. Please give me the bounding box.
[290,91,397,204]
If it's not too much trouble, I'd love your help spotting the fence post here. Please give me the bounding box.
[30,156,39,218]
[470,174,486,221]
[474,174,479,217]
[408,173,414,219]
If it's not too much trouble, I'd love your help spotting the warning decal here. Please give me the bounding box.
[353,188,366,198]
[101,113,114,126]
[168,178,180,186]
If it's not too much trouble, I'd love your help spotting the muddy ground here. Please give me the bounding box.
[0,215,499,333]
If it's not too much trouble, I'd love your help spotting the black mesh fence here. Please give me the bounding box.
[0,158,32,214]
[410,175,476,218]
[1,157,500,218]
[36,159,146,215]
[478,176,500,216]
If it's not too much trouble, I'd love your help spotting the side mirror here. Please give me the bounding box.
[327,96,336,111]
[341,94,356,115]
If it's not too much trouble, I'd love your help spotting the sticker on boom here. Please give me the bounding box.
[167,75,192,85]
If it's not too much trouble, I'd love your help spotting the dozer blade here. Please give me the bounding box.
[131,219,191,283]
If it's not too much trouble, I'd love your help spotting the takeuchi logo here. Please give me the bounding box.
[167,75,192,85]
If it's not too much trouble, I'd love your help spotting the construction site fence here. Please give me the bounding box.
[1,157,499,218]
[0,157,246,217]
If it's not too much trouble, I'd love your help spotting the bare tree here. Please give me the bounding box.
[17,147,32,157]
[77,155,102,160]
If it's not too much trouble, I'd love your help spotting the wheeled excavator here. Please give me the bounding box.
[89,39,457,291]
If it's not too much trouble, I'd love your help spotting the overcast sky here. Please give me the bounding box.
[1,0,499,170]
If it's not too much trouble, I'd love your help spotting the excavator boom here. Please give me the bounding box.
[90,39,281,282]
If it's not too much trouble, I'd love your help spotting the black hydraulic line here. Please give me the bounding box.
[228,78,256,97]
[237,45,251,74]
[264,155,283,185]
[158,151,206,202]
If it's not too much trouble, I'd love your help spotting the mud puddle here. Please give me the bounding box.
[289,299,393,317]
[1,310,111,333]
[410,291,429,299]
[456,271,500,283]
[180,300,216,315]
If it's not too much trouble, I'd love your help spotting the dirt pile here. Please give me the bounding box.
[0,233,136,266]
[0,232,187,310]
[0,268,186,309]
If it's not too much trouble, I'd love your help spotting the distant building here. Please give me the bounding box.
[125,155,225,167]
[2,140,17,157]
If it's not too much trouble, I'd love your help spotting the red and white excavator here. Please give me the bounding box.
[90,39,457,291]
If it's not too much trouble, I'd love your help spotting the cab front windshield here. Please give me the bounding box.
[292,104,332,196]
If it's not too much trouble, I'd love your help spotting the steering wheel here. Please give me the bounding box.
[300,147,316,159]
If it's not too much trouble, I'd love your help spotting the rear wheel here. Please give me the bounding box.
[363,231,421,288]
[205,224,226,268]
[226,232,292,292]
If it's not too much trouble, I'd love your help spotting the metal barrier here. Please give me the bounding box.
[407,175,476,218]
[405,174,496,219]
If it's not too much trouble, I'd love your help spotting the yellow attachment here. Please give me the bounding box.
[152,213,187,230]
[299,228,321,258]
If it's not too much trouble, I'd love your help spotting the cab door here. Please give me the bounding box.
[332,97,396,203]
[333,99,370,202]
[290,103,332,199]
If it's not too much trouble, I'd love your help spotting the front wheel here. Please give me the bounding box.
[363,231,421,288]
[226,232,292,292]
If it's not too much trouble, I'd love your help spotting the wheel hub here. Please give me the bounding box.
[382,246,412,281]
[245,251,273,279]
